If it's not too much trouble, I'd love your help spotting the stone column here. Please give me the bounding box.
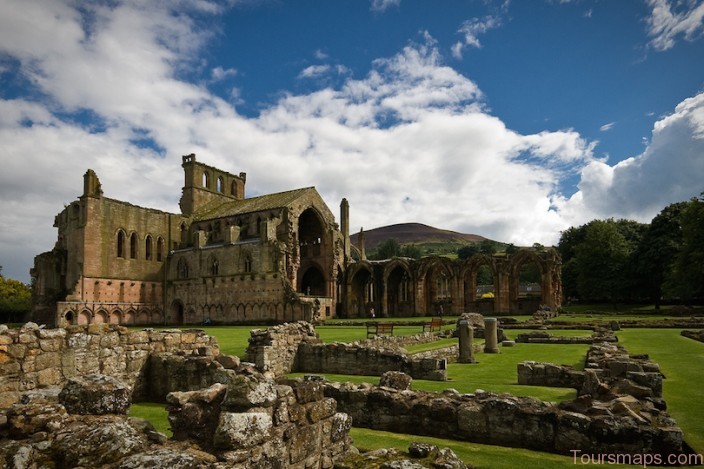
[484,318,499,353]
[458,320,475,363]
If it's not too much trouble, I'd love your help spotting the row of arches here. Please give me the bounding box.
[168,300,304,324]
[342,250,560,317]
[201,170,244,199]
[63,307,164,326]
[116,230,165,262]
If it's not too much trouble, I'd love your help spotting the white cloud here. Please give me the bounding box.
[646,0,704,51]
[211,66,237,81]
[370,0,401,13]
[0,0,702,283]
[452,15,502,59]
[559,90,704,223]
[600,122,615,131]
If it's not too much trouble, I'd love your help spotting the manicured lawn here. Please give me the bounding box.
[348,428,635,469]
[130,318,704,464]
[617,328,704,454]
[128,402,171,436]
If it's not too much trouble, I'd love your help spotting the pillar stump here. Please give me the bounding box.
[484,318,499,353]
[458,320,475,364]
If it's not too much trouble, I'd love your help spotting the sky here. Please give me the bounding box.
[1,0,703,283]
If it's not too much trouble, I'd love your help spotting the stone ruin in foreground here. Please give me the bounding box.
[0,321,690,467]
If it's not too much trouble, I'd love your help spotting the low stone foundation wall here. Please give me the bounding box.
[324,382,683,456]
[244,322,448,381]
[515,330,617,344]
[517,342,664,400]
[0,322,219,408]
[681,329,704,343]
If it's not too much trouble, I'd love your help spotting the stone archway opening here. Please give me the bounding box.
[350,267,373,318]
[298,208,324,260]
[387,266,412,317]
[170,300,185,325]
[425,264,452,316]
[515,261,543,313]
[301,265,326,296]
[464,263,496,314]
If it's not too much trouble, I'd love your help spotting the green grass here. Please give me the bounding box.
[129,402,171,436]
[129,316,704,463]
[323,316,460,324]
[348,428,635,469]
[551,314,672,323]
[617,329,704,453]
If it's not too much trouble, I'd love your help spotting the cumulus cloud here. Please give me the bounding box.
[646,0,704,51]
[559,91,704,223]
[0,0,701,283]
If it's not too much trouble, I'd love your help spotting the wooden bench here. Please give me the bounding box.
[366,321,394,338]
[423,317,443,333]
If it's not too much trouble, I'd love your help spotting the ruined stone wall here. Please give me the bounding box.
[244,322,447,381]
[517,362,585,388]
[0,322,218,408]
[325,382,683,456]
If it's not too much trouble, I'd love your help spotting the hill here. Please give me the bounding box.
[350,222,487,252]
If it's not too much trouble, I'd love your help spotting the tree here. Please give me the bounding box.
[457,244,480,260]
[479,239,497,255]
[670,196,704,302]
[574,220,631,304]
[632,202,686,308]
[400,244,422,260]
[369,238,402,260]
[0,275,32,323]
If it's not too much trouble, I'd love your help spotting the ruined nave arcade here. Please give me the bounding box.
[31,155,561,327]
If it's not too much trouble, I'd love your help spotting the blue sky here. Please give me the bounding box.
[1,0,703,283]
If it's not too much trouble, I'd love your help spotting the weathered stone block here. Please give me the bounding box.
[223,374,277,409]
[213,412,273,450]
[59,374,132,415]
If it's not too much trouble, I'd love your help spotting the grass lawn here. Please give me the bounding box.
[129,317,704,465]
[617,328,704,454]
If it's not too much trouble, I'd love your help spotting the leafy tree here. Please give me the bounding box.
[632,202,686,308]
[369,238,401,260]
[574,220,632,304]
[479,239,497,255]
[558,225,588,300]
[400,244,422,260]
[670,195,704,302]
[505,243,518,255]
[457,244,480,260]
[0,274,32,323]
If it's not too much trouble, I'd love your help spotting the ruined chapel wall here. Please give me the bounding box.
[0,323,218,409]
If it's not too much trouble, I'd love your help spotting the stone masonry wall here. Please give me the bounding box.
[0,322,219,408]
[325,382,683,457]
[244,322,447,381]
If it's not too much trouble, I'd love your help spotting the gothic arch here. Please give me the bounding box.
[383,258,413,317]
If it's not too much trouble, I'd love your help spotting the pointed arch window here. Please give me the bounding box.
[217,176,224,193]
[210,257,219,276]
[156,237,164,262]
[145,235,153,260]
[202,171,210,188]
[244,255,252,273]
[130,233,138,259]
[116,230,126,258]
[177,258,189,279]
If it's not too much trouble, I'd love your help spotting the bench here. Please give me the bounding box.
[423,317,443,333]
[366,321,394,338]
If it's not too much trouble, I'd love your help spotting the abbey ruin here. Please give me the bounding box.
[31,154,561,327]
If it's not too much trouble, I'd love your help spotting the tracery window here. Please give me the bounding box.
[145,235,153,261]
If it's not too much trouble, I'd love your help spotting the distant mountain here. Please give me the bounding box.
[349,222,487,251]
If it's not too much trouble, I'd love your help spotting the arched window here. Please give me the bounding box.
[116,230,125,258]
[244,255,252,273]
[210,257,219,276]
[202,171,210,188]
[156,237,164,262]
[217,176,224,193]
[130,233,138,259]
[231,180,237,196]
[177,258,189,279]
[145,235,153,261]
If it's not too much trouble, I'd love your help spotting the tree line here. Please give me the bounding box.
[558,195,704,307]
[0,266,32,323]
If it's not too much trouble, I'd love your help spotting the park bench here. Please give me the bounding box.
[366,321,395,338]
[423,317,443,333]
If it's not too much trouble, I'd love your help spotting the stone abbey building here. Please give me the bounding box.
[32,155,562,327]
